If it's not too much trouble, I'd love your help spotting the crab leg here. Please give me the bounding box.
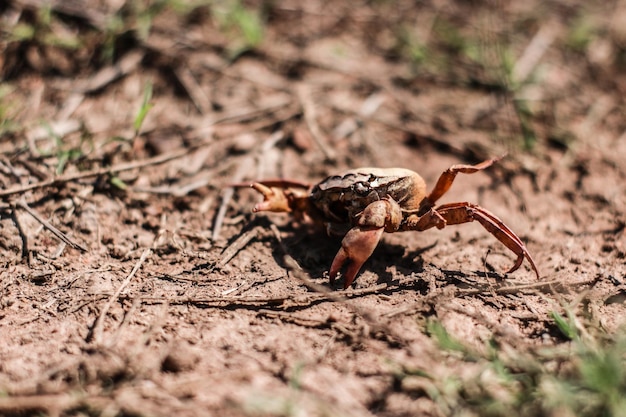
[424,156,503,209]
[248,182,314,222]
[412,202,539,278]
[250,183,293,213]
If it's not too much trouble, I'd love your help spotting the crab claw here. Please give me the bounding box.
[250,183,291,213]
[329,226,384,289]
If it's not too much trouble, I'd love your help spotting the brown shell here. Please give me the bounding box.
[310,167,427,224]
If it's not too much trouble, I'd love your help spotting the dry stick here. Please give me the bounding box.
[456,276,598,297]
[56,50,144,94]
[0,146,198,199]
[15,157,49,181]
[296,84,336,162]
[125,282,388,309]
[17,199,88,252]
[269,225,343,296]
[10,208,30,263]
[107,297,142,349]
[383,277,599,318]
[208,99,293,126]
[13,0,108,29]
[87,248,152,345]
[512,24,556,84]
[0,393,82,417]
[213,130,285,241]
[212,157,253,241]
[174,66,212,114]
[217,226,260,268]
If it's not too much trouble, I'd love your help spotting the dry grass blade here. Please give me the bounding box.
[212,129,284,241]
[208,99,293,126]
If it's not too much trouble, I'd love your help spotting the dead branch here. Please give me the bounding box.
[212,156,254,241]
[0,393,82,417]
[53,51,144,93]
[456,276,599,297]
[17,199,88,252]
[11,0,109,29]
[209,99,293,126]
[213,129,287,240]
[121,283,389,309]
[174,66,212,114]
[257,309,363,342]
[383,276,600,318]
[0,145,199,199]
[217,226,261,268]
[10,208,31,264]
[296,84,336,162]
[513,24,556,84]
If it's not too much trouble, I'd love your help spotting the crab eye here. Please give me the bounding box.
[354,182,369,194]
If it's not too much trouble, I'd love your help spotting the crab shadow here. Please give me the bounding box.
[268,226,507,293]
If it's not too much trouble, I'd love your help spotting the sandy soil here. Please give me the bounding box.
[1,1,625,416]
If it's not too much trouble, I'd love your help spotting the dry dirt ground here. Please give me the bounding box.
[1,1,626,416]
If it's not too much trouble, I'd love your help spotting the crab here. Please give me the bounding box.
[244,156,539,289]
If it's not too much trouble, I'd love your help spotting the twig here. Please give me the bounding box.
[0,145,198,199]
[118,284,389,309]
[209,99,293,126]
[217,226,260,268]
[456,276,598,297]
[383,276,599,318]
[132,176,213,196]
[513,24,556,84]
[107,297,142,348]
[86,248,152,345]
[259,310,361,343]
[12,0,109,29]
[0,393,83,417]
[213,128,284,242]
[17,199,88,252]
[53,51,144,93]
[296,84,336,162]
[212,156,253,241]
[256,130,286,179]
[174,66,212,114]
[10,208,31,264]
